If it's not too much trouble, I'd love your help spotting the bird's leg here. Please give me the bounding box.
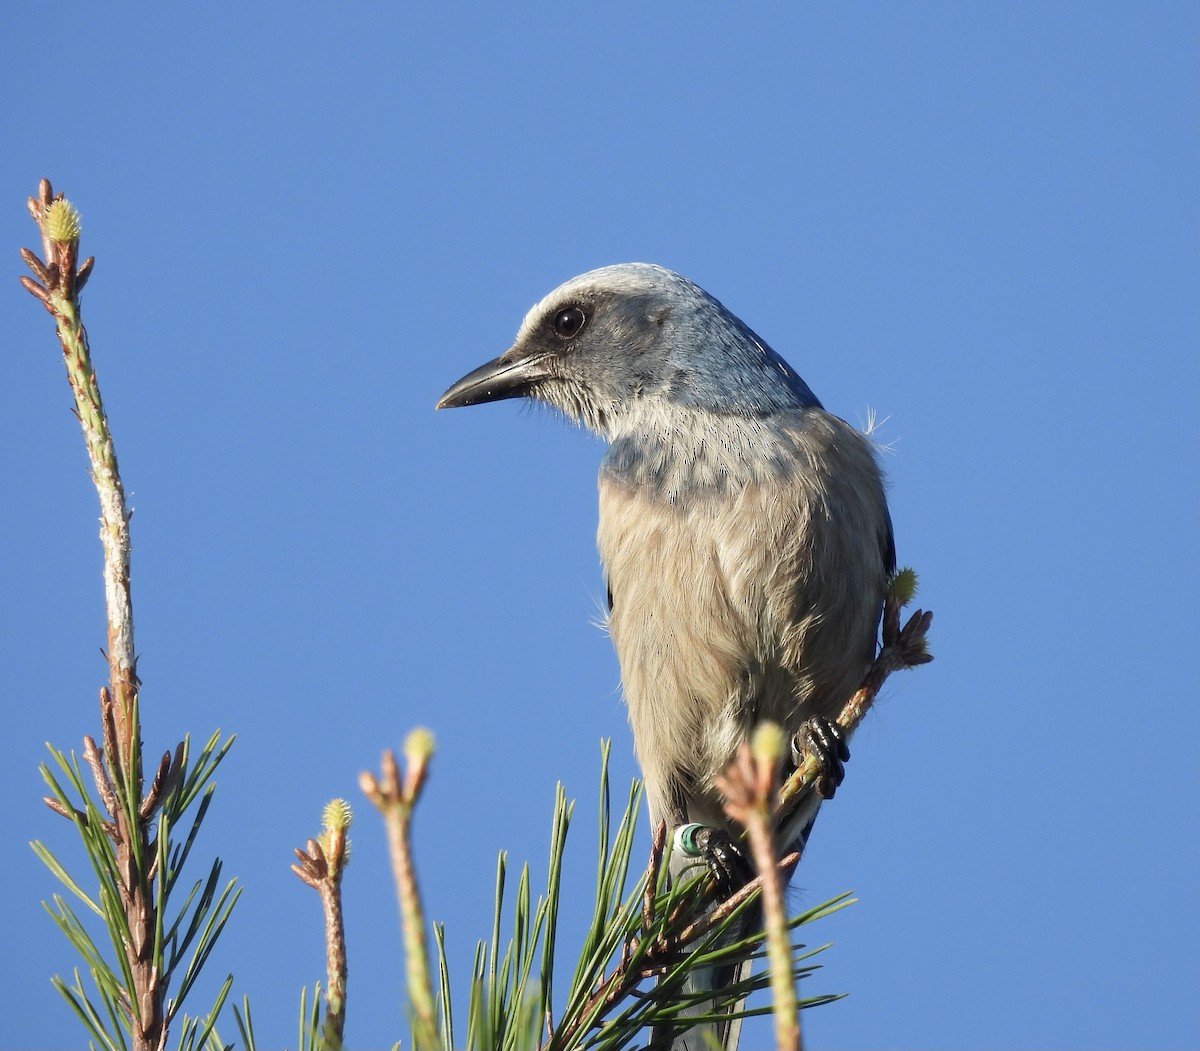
[791,716,850,800]
[673,823,756,898]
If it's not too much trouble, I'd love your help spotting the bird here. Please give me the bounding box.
[437,263,895,1050]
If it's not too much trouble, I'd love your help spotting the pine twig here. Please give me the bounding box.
[777,570,932,818]
[23,179,238,1051]
[361,729,438,1050]
[22,179,138,763]
[717,726,796,1051]
[292,801,353,1046]
[22,178,165,1050]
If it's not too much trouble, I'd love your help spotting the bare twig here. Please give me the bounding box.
[672,849,800,948]
[777,577,932,818]
[643,820,666,934]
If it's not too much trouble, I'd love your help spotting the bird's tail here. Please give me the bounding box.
[651,795,823,1051]
[649,845,762,1051]
[661,912,759,1051]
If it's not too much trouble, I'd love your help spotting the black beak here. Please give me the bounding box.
[436,351,547,410]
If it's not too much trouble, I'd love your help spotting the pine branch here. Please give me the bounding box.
[22,179,240,1050]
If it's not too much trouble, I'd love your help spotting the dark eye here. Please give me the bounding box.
[553,306,587,339]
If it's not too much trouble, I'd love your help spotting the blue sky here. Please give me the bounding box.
[2,4,1196,1049]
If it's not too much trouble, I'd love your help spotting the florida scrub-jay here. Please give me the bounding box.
[437,263,895,1049]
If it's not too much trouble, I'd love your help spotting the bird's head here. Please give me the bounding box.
[436,263,820,439]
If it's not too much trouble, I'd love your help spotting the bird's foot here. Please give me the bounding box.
[673,824,755,898]
[791,716,850,800]
[698,827,755,898]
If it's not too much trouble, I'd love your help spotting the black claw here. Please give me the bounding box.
[693,826,755,897]
[794,717,850,800]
